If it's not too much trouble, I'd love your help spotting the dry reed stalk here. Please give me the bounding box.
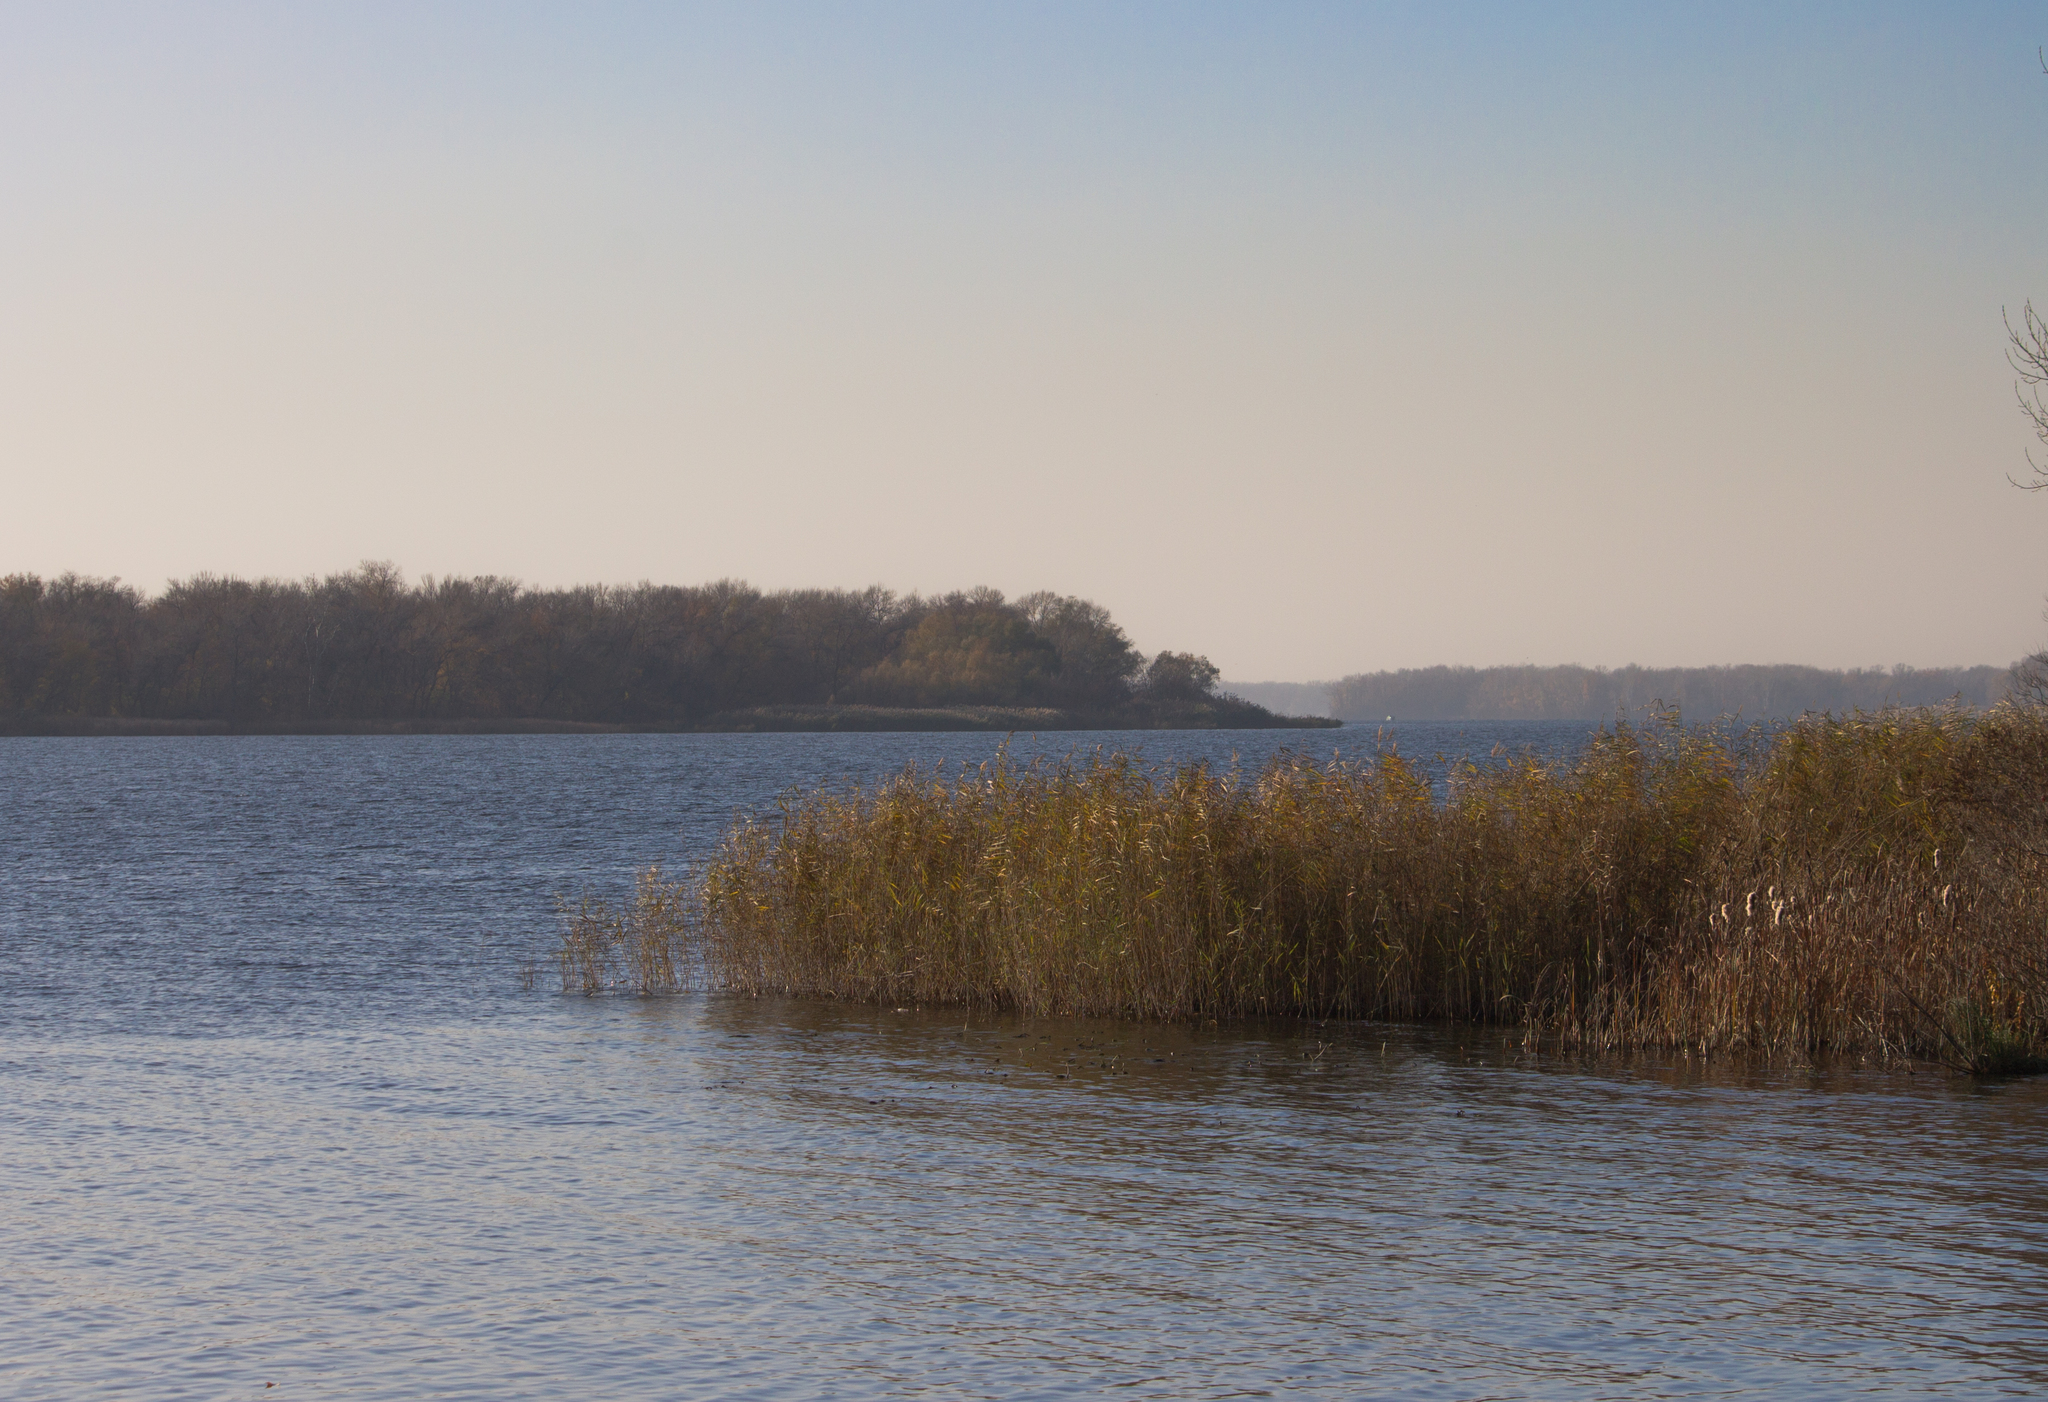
[557,866,696,995]
[574,710,2048,1070]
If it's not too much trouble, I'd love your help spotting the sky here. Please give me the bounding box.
[3,2,2046,680]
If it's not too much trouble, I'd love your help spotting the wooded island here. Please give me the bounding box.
[0,566,1334,734]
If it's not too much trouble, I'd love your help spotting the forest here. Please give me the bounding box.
[1327,662,2019,722]
[0,565,1326,733]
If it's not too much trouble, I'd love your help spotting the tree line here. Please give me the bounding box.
[1327,662,2020,722]
[0,565,1314,730]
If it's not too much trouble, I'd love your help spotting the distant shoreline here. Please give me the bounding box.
[1324,662,2021,721]
[1,706,1342,738]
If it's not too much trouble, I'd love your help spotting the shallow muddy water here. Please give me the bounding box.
[4,729,2044,1399]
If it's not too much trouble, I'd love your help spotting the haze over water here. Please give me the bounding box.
[6,730,2046,1399]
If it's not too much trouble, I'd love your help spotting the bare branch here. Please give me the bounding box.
[2012,650,2048,708]
[2005,300,2048,489]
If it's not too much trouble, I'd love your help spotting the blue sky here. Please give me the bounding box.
[4,3,2045,676]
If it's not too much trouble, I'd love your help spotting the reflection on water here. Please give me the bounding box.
[3,732,2045,1399]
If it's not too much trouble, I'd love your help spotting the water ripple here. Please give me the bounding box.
[2,733,2044,1399]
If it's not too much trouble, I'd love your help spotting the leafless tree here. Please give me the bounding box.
[2006,56,2048,697]
[2006,299,2048,490]
[2011,651,2048,708]
[2008,50,2048,492]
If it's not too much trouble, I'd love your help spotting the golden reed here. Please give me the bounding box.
[562,708,2048,1071]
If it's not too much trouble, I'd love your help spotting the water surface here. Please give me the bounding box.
[4,729,2043,1399]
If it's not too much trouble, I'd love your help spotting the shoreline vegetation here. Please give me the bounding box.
[1325,662,2023,722]
[0,566,1331,734]
[563,705,2048,1075]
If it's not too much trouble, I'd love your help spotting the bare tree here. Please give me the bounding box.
[2007,51,2048,492]
[2008,56,2048,699]
[2012,652,2048,707]
[2007,299,2048,490]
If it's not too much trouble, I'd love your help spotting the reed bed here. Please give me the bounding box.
[563,708,2048,1071]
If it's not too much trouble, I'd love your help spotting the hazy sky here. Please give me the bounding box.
[4,3,2046,678]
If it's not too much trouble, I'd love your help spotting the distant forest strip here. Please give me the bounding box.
[1328,663,2022,722]
[0,566,1331,733]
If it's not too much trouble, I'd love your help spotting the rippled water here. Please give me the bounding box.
[5,729,2045,1400]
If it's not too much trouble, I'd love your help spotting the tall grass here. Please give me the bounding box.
[565,708,2048,1070]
